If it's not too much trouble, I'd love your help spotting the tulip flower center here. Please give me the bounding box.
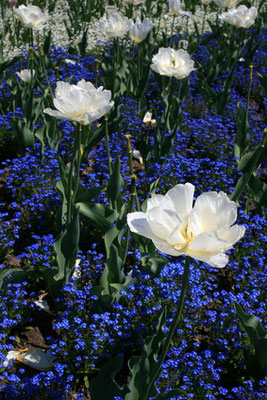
[174,224,194,252]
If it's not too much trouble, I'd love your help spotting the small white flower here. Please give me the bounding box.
[151,48,196,80]
[43,80,114,125]
[127,183,246,268]
[16,69,35,83]
[219,5,258,29]
[129,18,154,43]
[14,5,48,29]
[99,12,130,39]
[214,0,241,8]
[169,0,182,15]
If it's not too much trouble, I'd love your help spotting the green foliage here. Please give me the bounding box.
[231,104,266,214]
[90,308,168,400]
[234,301,267,379]
[125,307,167,399]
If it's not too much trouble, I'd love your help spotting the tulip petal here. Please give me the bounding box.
[190,252,229,268]
[127,212,160,242]
[219,225,246,247]
[189,231,228,253]
[189,191,237,235]
[167,182,194,221]
[153,239,181,257]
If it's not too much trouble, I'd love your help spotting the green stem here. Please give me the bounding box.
[39,43,54,100]
[163,76,174,137]
[73,125,82,201]
[105,114,112,177]
[67,124,80,225]
[146,256,191,399]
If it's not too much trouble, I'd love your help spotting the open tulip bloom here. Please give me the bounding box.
[127,183,246,268]
[219,5,258,29]
[14,4,48,29]
[151,48,196,80]
[98,12,130,39]
[43,80,114,125]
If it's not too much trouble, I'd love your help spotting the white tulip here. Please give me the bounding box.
[14,5,48,29]
[129,18,154,44]
[151,48,196,80]
[43,80,114,125]
[143,111,156,127]
[213,0,241,8]
[17,349,55,371]
[169,0,182,15]
[127,183,245,268]
[219,6,258,29]
[132,149,144,164]
[99,12,130,39]
[16,69,35,83]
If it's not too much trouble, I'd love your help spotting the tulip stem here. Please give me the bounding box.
[73,124,82,202]
[105,114,112,177]
[38,43,54,100]
[67,124,81,225]
[146,256,190,399]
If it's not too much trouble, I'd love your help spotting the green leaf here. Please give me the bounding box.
[125,307,167,400]
[248,175,267,208]
[77,202,118,233]
[234,301,267,375]
[234,301,267,347]
[75,183,106,203]
[53,207,80,284]
[104,204,126,259]
[106,244,125,284]
[107,158,124,204]
[0,266,34,288]
[234,102,249,161]
[90,356,130,400]
[141,257,168,277]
